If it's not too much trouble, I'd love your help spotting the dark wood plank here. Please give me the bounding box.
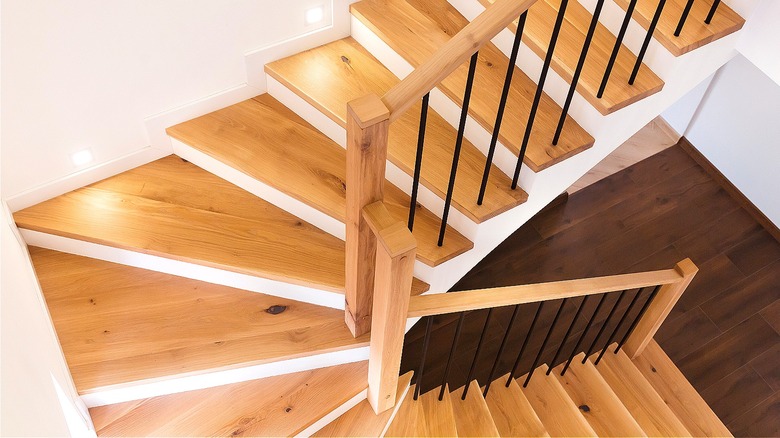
[656,307,722,362]
[725,230,780,277]
[761,299,780,335]
[750,344,780,392]
[701,364,774,425]
[667,253,745,322]
[728,391,780,438]
[673,208,761,265]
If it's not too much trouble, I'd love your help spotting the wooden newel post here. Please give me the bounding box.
[362,202,417,414]
[623,258,698,359]
[345,94,391,338]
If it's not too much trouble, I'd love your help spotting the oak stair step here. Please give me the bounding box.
[28,248,370,396]
[313,371,414,437]
[481,0,665,114]
[13,156,429,295]
[613,0,745,56]
[385,384,427,437]
[350,0,594,172]
[633,339,733,437]
[88,361,369,437]
[264,39,528,223]
[521,364,597,437]
[418,385,459,437]
[450,381,500,437]
[553,353,646,437]
[483,374,549,437]
[595,344,691,436]
[167,94,473,267]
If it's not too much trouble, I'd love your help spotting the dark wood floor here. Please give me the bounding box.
[401,144,780,436]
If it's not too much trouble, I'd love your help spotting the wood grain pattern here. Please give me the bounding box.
[418,385,458,437]
[265,38,528,224]
[385,384,426,437]
[633,340,732,437]
[553,354,646,437]
[483,374,549,437]
[351,0,594,172]
[483,0,664,114]
[89,362,368,437]
[521,365,597,437]
[167,94,471,268]
[314,371,414,437]
[612,0,745,56]
[449,381,500,437]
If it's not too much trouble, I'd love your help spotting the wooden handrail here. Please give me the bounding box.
[381,0,538,122]
[407,267,685,318]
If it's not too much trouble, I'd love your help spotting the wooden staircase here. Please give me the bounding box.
[9,0,747,434]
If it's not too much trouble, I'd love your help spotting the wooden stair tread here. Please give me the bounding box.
[449,381,500,437]
[613,0,744,56]
[89,361,368,437]
[553,353,646,437]
[14,156,429,295]
[350,0,594,172]
[521,364,597,437]
[481,0,664,114]
[418,385,459,437]
[596,345,691,437]
[483,374,549,437]
[264,39,528,223]
[633,339,732,437]
[28,248,370,393]
[167,94,472,266]
[314,371,414,437]
[386,384,426,437]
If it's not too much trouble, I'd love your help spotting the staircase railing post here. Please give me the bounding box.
[345,94,391,338]
[362,201,417,414]
[622,258,698,359]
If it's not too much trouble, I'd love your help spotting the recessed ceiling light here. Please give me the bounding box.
[70,149,93,166]
[305,6,324,25]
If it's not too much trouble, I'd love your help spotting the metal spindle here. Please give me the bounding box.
[629,0,666,85]
[583,290,628,362]
[615,284,661,352]
[553,0,604,146]
[462,309,494,400]
[511,0,569,190]
[675,0,695,37]
[547,295,590,374]
[484,305,521,396]
[594,288,645,364]
[414,317,434,400]
[478,12,527,205]
[705,0,721,24]
[524,299,568,387]
[408,93,430,231]
[507,302,545,386]
[561,294,608,375]
[598,0,638,98]
[439,52,479,246]
[439,313,466,400]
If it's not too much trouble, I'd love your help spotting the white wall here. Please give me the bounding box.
[684,54,780,226]
[736,0,780,85]
[1,0,332,198]
[661,73,714,136]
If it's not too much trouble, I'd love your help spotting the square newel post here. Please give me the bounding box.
[345,94,391,338]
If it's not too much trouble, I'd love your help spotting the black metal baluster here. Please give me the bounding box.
[705,0,721,24]
[598,0,638,98]
[561,293,607,375]
[478,12,527,205]
[507,302,545,386]
[583,290,628,362]
[408,93,430,231]
[439,52,479,246]
[462,309,494,400]
[438,313,466,400]
[547,295,590,374]
[629,0,666,85]
[414,317,434,400]
[675,0,695,37]
[484,305,521,396]
[615,284,661,352]
[524,298,568,387]
[553,0,605,146]
[511,0,569,190]
[594,288,645,364]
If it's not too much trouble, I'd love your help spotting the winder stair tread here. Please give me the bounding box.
[483,374,549,437]
[13,156,429,295]
[89,361,368,437]
[350,0,594,172]
[613,0,744,56]
[264,39,528,223]
[29,247,369,395]
[418,385,459,437]
[449,381,500,437]
[483,0,665,114]
[385,384,427,437]
[632,339,732,437]
[521,364,597,436]
[167,94,472,267]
